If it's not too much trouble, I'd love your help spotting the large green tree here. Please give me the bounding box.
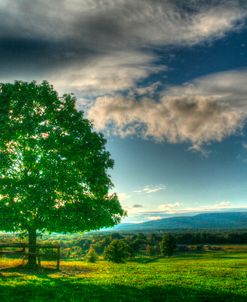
[0,81,124,266]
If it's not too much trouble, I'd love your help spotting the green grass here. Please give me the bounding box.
[1,251,247,302]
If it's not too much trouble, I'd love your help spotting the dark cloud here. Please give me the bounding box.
[0,0,245,84]
[133,204,143,208]
[0,35,101,79]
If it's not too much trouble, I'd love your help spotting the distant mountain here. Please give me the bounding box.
[112,212,247,231]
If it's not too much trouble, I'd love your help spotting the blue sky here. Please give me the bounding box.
[1,0,247,222]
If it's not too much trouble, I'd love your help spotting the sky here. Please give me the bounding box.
[1,0,247,222]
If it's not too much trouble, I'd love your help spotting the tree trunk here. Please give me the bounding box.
[27,228,37,267]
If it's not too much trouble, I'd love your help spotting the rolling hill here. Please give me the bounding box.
[112,212,247,231]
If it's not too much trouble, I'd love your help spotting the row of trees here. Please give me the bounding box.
[86,234,176,263]
[172,231,247,244]
[87,231,247,257]
[2,230,247,256]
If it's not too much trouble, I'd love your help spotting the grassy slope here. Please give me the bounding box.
[0,251,247,302]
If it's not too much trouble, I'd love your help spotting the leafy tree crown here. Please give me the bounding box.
[160,234,176,256]
[104,239,130,263]
[0,81,124,233]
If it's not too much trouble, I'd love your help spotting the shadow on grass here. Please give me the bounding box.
[0,265,58,275]
[0,274,246,302]
[214,255,245,260]
[0,263,94,279]
[129,257,160,264]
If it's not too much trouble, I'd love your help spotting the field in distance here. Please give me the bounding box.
[0,246,247,302]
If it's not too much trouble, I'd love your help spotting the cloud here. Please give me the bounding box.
[2,1,247,152]
[51,51,166,96]
[146,216,162,221]
[198,201,232,211]
[51,0,247,95]
[1,1,245,46]
[133,204,143,208]
[158,202,182,212]
[218,201,232,207]
[88,68,247,150]
[0,0,246,95]
[152,201,234,214]
[134,185,166,194]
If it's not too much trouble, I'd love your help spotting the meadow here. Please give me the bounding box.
[1,247,247,302]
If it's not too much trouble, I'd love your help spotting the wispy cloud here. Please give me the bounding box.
[157,201,234,214]
[52,51,166,96]
[158,202,182,212]
[134,185,166,194]
[127,201,236,215]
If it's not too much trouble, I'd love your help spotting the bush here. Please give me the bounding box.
[85,245,98,263]
[104,239,130,263]
[160,234,176,257]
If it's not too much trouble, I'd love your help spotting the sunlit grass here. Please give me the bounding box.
[1,251,247,301]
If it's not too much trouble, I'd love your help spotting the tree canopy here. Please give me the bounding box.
[160,234,176,257]
[0,81,124,236]
[104,239,130,263]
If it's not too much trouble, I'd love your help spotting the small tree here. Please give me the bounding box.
[0,81,124,267]
[160,234,176,257]
[85,245,98,263]
[145,243,156,256]
[104,239,130,263]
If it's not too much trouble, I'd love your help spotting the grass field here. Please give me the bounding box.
[0,250,247,302]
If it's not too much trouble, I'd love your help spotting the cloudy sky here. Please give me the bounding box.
[2,0,247,222]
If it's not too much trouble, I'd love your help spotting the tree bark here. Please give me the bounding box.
[27,228,37,267]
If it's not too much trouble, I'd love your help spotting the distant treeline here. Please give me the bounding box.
[171,231,247,244]
[1,230,247,259]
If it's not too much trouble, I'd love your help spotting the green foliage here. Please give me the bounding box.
[160,234,176,257]
[68,246,83,258]
[104,239,130,263]
[40,248,58,260]
[145,244,156,256]
[0,81,124,235]
[85,245,98,263]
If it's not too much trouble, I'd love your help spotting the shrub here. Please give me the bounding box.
[85,245,98,263]
[104,239,130,263]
